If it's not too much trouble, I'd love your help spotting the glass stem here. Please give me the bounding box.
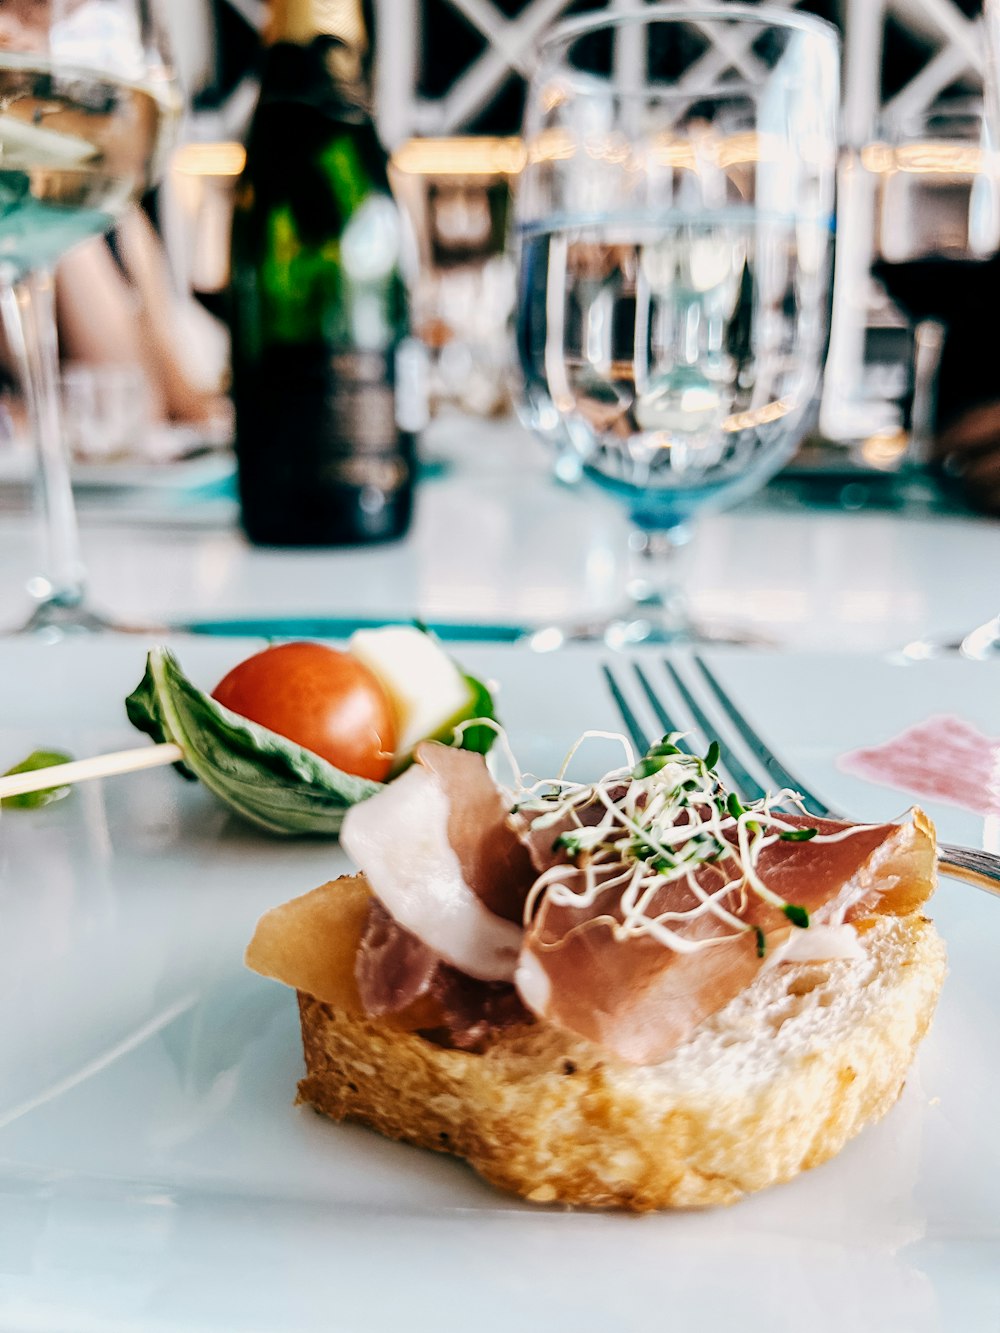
[909,318,945,467]
[0,268,86,613]
[624,523,692,636]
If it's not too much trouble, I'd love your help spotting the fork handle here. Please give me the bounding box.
[938,845,1000,898]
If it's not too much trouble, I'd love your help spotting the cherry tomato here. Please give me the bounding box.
[212,642,396,781]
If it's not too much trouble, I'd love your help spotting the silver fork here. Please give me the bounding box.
[602,657,1000,899]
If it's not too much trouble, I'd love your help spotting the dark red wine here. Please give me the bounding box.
[873,252,1000,428]
[872,253,1000,325]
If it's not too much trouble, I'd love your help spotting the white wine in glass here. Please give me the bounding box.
[0,2,179,634]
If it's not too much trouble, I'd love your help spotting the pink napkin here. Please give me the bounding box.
[839,715,1000,817]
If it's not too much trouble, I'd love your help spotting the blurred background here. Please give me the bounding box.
[179,0,999,490]
[3,0,997,508]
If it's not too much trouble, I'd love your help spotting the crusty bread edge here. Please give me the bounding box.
[294,913,946,1210]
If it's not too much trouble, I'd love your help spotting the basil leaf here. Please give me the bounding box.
[125,655,197,779]
[2,749,73,809]
[125,648,382,837]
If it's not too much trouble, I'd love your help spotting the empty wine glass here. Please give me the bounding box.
[0,0,179,634]
[513,5,838,645]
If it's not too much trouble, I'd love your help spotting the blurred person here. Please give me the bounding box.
[0,0,45,45]
[0,0,227,430]
[857,0,1000,515]
[56,209,226,427]
[0,212,228,433]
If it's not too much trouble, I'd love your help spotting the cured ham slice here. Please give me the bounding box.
[339,743,534,982]
[355,898,532,1051]
[247,875,532,1052]
[355,898,439,1016]
[340,743,937,1068]
[414,742,536,924]
[516,811,937,1065]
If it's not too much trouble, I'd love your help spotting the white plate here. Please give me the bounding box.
[0,443,234,492]
[0,638,998,1333]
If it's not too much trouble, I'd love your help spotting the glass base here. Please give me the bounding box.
[528,607,778,652]
[15,596,165,639]
[902,617,1000,662]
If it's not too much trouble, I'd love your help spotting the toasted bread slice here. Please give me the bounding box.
[249,876,945,1211]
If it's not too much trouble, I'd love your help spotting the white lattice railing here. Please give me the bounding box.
[210,0,991,440]
[209,0,988,143]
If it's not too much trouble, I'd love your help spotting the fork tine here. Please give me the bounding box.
[601,664,650,755]
[632,664,694,755]
[692,655,835,817]
[608,663,1000,903]
[690,659,1000,897]
[604,664,1000,901]
[662,660,767,802]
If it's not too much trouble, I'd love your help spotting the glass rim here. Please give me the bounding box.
[0,41,178,97]
[537,3,840,64]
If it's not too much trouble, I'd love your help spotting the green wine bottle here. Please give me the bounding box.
[230,0,421,546]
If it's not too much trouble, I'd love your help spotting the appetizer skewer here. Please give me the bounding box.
[1,629,498,833]
[0,743,182,801]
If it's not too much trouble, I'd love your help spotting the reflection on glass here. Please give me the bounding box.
[0,0,179,634]
[391,136,522,418]
[512,7,839,643]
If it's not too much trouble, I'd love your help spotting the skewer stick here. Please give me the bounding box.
[0,743,185,800]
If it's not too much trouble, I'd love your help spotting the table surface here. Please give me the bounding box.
[1,421,999,1332]
[0,413,996,652]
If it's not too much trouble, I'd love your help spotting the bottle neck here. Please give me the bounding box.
[264,0,370,109]
[268,0,365,43]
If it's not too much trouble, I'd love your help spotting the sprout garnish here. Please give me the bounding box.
[507,731,874,956]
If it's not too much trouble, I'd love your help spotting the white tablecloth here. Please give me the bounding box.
[0,413,996,652]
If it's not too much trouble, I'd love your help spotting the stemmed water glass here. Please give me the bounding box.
[512,5,839,645]
[0,0,179,635]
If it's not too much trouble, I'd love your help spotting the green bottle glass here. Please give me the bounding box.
[230,0,421,546]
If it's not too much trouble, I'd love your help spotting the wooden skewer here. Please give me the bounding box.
[0,743,185,800]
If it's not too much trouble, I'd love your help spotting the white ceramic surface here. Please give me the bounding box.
[1,414,998,651]
[0,638,998,1332]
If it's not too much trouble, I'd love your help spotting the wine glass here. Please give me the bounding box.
[862,100,1000,661]
[867,102,1000,460]
[964,0,1000,661]
[936,0,1000,662]
[0,0,179,635]
[512,5,839,645]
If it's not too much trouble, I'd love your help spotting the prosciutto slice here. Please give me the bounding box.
[341,747,937,1068]
[339,742,535,982]
[345,743,539,1050]
[516,811,937,1064]
[355,898,439,1017]
[355,898,532,1051]
[414,742,536,924]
